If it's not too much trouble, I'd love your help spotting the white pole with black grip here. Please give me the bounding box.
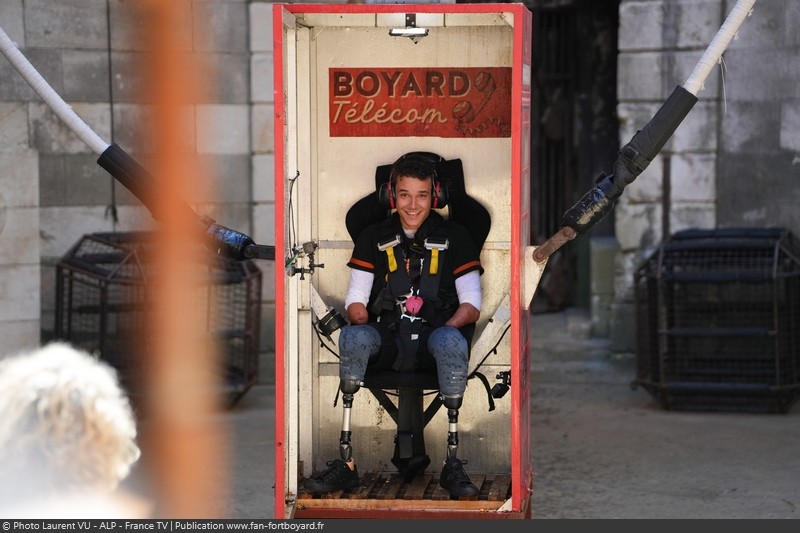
[533,0,758,263]
[0,24,274,261]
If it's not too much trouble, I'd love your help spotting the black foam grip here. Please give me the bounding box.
[97,143,199,223]
[561,85,698,235]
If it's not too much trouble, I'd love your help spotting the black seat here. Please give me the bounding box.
[343,152,491,475]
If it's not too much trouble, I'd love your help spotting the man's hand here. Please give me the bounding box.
[347,302,369,324]
[445,303,480,329]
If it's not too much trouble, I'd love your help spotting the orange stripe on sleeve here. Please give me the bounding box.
[453,260,481,276]
[348,258,374,270]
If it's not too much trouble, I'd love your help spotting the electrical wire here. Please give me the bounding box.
[285,171,300,268]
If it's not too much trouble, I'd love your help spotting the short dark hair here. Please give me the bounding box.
[389,153,436,184]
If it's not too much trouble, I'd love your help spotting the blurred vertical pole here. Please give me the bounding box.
[139,1,227,517]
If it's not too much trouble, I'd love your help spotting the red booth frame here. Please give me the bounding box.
[273,2,533,519]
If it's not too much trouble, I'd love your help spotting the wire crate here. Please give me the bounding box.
[54,231,262,407]
[634,227,800,413]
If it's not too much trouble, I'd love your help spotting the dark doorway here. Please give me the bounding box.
[528,0,620,313]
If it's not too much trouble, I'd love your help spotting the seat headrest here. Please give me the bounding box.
[375,153,468,205]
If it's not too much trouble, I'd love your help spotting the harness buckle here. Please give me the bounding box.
[423,236,449,251]
[378,234,402,272]
[424,236,448,275]
[378,234,402,252]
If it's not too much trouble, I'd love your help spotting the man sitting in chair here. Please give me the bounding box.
[301,152,483,498]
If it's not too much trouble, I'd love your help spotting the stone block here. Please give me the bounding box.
[0,1,25,46]
[258,259,276,306]
[672,0,722,49]
[24,0,108,49]
[619,1,665,51]
[108,0,193,52]
[617,52,664,101]
[722,101,780,153]
[38,206,117,260]
[208,53,250,104]
[788,1,800,46]
[197,104,250,155]
[109,52,149,103]
[614,200,663,252]
[204,203,252,239]
[112,204,158,234]
[194,1,249,53]
[725,0,785,50]
[0,104,30,153]
[252,154,275,203]
[0,151,38,206]
[62,51,110,102]
[1,49,64,102]
[717,152,800,230]
[29,102,110,154]
[780,101,800,151]
[252,203,275,252]
[670,101,717,152]
[617,102,661,143]
[0,206,40,265]
[39,154,111,206]
[625,154,663,203]
[670,153,716,202]
[251,103,274,154]
[619,0,719,51]
[0,59,36,101]
[0,320,42,358]
[112,104,197,154]
[250,2,274,53]
[0,264,40,321]
[251,54,274,104]
[202,154,251,204]
[723,48,800,101]
[590,236,619,296]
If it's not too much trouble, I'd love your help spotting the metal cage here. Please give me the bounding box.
[634,227,800,413]
[54,231,262,407]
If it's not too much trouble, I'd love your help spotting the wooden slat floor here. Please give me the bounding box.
[297,471,512,502]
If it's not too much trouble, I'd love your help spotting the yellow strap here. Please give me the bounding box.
[429,248,439,275]
[386,247,398,272]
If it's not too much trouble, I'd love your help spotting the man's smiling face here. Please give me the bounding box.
[394,175,432,231]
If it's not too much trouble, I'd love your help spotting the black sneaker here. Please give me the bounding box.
[300,459,360,493]
[439,457,479,498]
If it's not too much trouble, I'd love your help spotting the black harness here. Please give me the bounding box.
[371,217,450,372]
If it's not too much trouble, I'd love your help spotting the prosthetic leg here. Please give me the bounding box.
[299,378,361,494]
[338,378,360,462]
[443,396,462,460]
[438,395,480,498]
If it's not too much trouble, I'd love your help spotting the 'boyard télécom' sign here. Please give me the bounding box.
[329,67,512,138]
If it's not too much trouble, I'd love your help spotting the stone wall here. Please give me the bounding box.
[0,0,277,378]
[612,0,800,354]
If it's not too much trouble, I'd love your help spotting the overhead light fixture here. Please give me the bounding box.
[389,14,429,44]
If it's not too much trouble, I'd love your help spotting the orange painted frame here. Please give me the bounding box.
[273,3,532,519]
